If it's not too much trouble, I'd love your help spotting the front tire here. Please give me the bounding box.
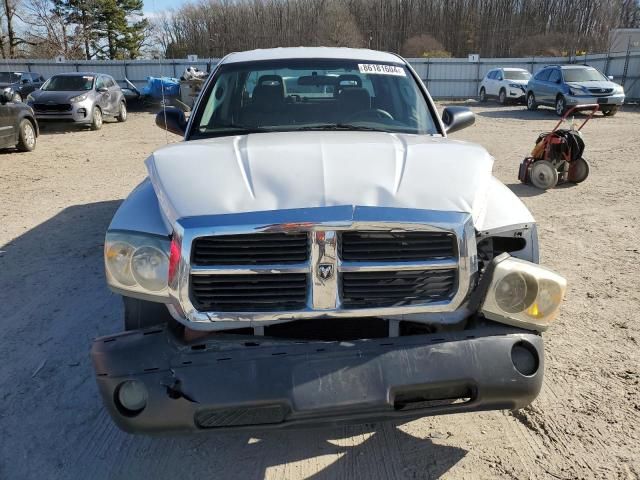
[555,96,566,116]
[602,106,618,117]
[123,297,174,331]
[479,88,487,103]
[530,160,558,190]
[91,106,103,130]
[527,92,538,111]
[498,89,507,105]
[16,119,36,152]
[116,101,127,122]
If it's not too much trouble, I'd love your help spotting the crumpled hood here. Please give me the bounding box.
[147,131,496,227]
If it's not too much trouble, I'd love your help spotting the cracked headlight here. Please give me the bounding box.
[482,256,566,331]
[105,232,170,300]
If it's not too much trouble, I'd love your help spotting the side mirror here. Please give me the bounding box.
[442,106,475,134]
[0,89,13,104]
[156,106,187,136]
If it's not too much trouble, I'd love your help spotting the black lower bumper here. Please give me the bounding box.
[91,326,544,434]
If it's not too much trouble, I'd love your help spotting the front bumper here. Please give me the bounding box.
[508,87,526,100]
[565,93,625,107]
[29,98,95,123]
[91,325,544,434]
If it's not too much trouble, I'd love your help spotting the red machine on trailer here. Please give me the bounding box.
[519,104,599,190]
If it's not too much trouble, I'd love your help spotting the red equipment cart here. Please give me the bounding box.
[518,104,599,190]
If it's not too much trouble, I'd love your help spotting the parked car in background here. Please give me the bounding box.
[26,72,127,130]
[91,47,567,435]
[479,68,531,104]
[0,88,38,151]
[526,65,625,116]
[0,71,45,103]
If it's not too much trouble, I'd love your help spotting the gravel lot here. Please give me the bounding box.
[1,104,639,479]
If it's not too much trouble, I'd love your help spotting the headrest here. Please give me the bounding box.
[252,75,284,106]
[338,87,370,111]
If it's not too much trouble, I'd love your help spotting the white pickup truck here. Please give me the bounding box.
[92,47,566,434]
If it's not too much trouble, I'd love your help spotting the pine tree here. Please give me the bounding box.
[52,0,97,59]
[92,0,147,59]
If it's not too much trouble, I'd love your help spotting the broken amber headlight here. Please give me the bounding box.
[482,257,566,331]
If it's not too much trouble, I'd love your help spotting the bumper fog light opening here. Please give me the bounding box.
[511,341,539,376]
[114,380,148,417]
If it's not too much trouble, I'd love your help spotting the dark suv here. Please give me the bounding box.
[0,71,45,103]
[526,65,625,116]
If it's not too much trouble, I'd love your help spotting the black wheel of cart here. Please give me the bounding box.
[568,158,590,184]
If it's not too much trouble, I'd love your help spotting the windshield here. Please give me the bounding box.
[42,75,94,91]
[0,72,21,83]
[193,59,438,138]
[563,68,607,82]
[504,71,531,81]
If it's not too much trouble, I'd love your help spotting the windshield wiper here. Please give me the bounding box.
[214,123,274,133]
[197,123,275,137]
[292,123,388,132]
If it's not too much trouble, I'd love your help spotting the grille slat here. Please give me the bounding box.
[340,232,455,262]
[34,103,72,112]
[341,269,457,308]
[190,273,307,311]
[192,233,308,265]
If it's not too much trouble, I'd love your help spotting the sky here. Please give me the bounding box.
[144,0,188,14]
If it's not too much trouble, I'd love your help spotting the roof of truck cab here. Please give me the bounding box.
[221,47,404,65]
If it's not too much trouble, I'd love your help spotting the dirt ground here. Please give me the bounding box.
[0,103,638,480]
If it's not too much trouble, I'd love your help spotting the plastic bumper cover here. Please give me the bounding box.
[31,99,94,123]
[565,93,625,106]
[91,325,544,434]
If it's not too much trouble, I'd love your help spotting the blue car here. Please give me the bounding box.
[526,65,625,116]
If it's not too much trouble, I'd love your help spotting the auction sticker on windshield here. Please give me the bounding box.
[358,64,406,76]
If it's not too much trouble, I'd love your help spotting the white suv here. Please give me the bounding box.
[479,68,531,104]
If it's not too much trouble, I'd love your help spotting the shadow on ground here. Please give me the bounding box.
[0,201,467,479]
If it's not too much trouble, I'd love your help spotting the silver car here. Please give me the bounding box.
[27,72,127,129]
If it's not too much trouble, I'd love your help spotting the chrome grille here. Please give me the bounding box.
[339,231,456,261]
[341,269,457,308]
[587,87,613,95]
[192,233,309,265]
[175,207,474,325]
[190,273,307,311]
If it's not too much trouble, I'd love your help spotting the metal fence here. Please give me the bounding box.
[1,50,638,100]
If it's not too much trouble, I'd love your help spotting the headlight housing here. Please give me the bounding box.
[508,83,521,89]
[26,93,35,103]
[105,231,171,300]
[481,257,566,331]
[569,87,585,96]
[70,93,88,103]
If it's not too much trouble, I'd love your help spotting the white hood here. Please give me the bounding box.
[147,131,504,228]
